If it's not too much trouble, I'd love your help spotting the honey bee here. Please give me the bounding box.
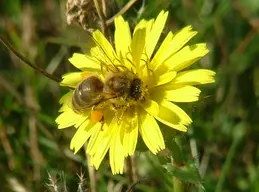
[71,72,145,114]
[70,33,146,115]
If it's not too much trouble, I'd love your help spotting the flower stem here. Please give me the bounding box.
[171,138,185,192]
[84,144,97,192]
[126,156,134,189]
[106,0,138,26]
[0,36,61,83]
[173,177,184,192]
[93,0,107,37]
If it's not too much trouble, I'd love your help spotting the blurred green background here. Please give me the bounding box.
[1,0,259,191]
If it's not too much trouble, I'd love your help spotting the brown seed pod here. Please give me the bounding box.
[66,0,99,31]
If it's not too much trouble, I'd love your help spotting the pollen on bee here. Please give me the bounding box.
[81,72,90,79]
[91,110,103,123]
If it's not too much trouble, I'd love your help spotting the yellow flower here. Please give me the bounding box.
[56,10,215,174]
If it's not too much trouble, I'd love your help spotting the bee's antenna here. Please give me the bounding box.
[125,47,136,67]
[141,50,153,78]
[0,36,61,83]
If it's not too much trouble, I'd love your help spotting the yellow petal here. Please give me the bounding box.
[68,53,101,70]
[87,123,103,155]
[60,72,83,88]
[60,72,83,87]
[89,129,110,169]
[59,91,73,104]
[131,28,146,73]
[173,69,216,85]
[165,85,201,102]
[87,110,115,155]
[59,92,73,112]
[70,120,97,154]
[145,11,168,58]
[141,99,159,116]
[109,123,125,174]
[150,71,177,87]
[139,111,165,154]
[165,43,209,72]
[55,110,87,129]
[92,30,117,66]
[150,32,173,69]
[122,118,138,156]
[154,100,192,132]
[134,19,153,34]
[88,118,117,169]
[74,117,88,128]
[114,16,131,57]
[131,19,154,75]
[168,26,197,56]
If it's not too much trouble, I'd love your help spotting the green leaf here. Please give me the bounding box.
[163,163,203,185]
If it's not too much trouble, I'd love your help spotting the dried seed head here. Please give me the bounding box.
[66,0,98,31]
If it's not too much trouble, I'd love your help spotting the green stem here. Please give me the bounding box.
[171,138,185,192]
[173,177,184,192]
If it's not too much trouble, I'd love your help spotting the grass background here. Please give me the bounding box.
[1,0,259,191]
